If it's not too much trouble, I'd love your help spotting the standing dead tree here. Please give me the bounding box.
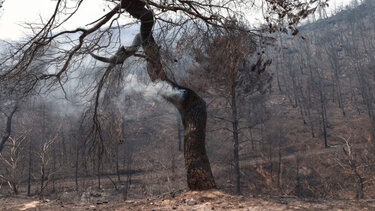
[0,83,20,153]
[187,22,272,194]
[0,102,18,152]
[335,136,365,199]
[0,0,326,191]
[38,126,61,198]
[0,135,26,195]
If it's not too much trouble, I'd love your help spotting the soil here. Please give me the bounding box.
[2,190,375,211]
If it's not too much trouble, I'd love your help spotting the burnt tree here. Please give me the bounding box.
[123,0,216,190]
[0,101,18,153]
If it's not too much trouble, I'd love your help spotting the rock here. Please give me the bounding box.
[170,192,176,198]
[91,193,102,198]
[280,200,288,204]
[185,198,197,206]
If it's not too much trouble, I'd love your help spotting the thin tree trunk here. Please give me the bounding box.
[334,69,345,116]
[320,92,328,148]
[352,164,364,199]
[27,140,32,196]
[277,142,282,190]
[11,182,18,195]
[122,151,133,201]
[0,103,18,153]
[269,142,274,183]
[291,73,298,108]
[75,141,79,192]
[307,106,315,138]
[231,87,241,195]
[116,146,121,182]
[249,129,255,151]
[97,148,101,191]
[40,161,45,198]
[295,156,302,197]
[344,140,365,199]
[52,148,56,193]
[40,104,46,198]
[61,134,67,164]
[275,56,283,93]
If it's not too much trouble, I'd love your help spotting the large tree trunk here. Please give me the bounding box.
[178,89,216,190]
[122,0,216,190]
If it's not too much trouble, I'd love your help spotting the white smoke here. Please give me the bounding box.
[123,74,185,102]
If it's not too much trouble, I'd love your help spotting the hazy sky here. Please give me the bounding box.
[0,0,354,41]
[0,0,107,40]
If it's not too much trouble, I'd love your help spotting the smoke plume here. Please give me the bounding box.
[123,74,185,102]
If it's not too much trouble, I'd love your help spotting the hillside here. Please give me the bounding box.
[0,0,374,209]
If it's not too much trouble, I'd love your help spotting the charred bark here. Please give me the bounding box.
[231,85,241,195]
[122,0,216,190]
[0,102,18,153]
[175,88,216,190]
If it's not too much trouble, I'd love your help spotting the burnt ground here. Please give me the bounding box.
[2,190,375,211]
